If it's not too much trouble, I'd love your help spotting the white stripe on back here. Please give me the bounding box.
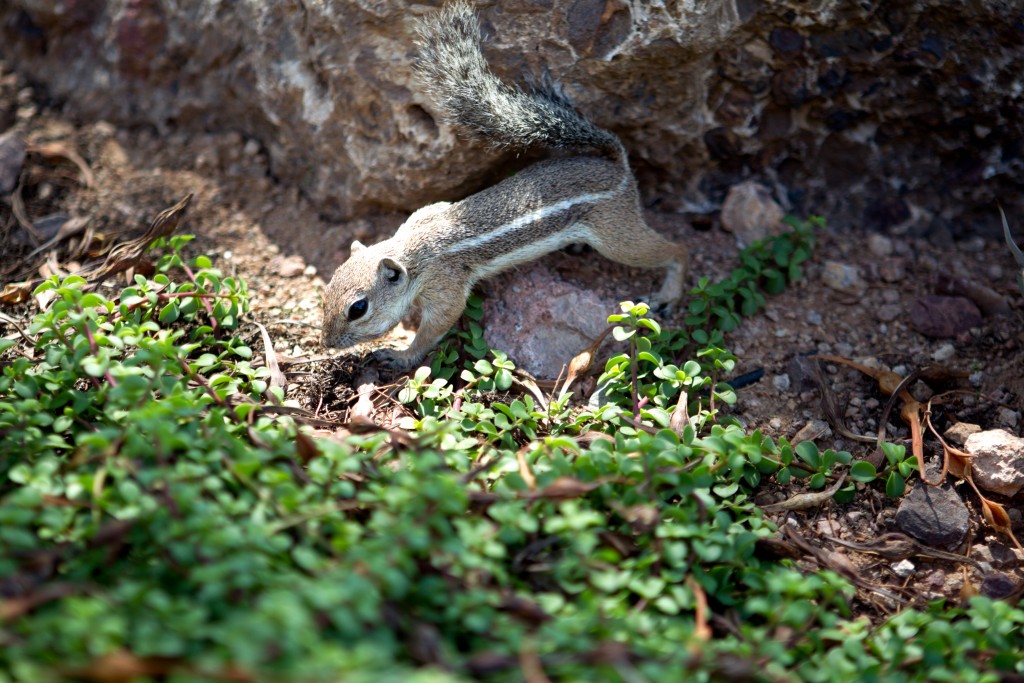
[448,184,620,255]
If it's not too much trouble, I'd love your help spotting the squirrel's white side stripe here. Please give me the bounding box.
[469,223,593,283]
[448,178,626,255]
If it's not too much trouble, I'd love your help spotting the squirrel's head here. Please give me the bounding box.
[321,240,413,351]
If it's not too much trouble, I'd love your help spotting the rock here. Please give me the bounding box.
[719,181,784,247]
[878,258,907,283]
[876,303,902,322]
[980,574,1018,600]
[895,477,970,547]
[909,295,983,338]
[276,255,308,278]
[943,422,981,447]
[785,353,818,393]
[771,373,791,392]
[482,265,614,379]
[867,234,894,258]
[997,408,1020,428]
[930,343,956,362]
[1,0,1021,239]
[890,559,915,578]
[971,543,1018,569]
[934,273,1010,316]
[0,131,26,194]
[963,428,1024,497]
[821,261,866,296]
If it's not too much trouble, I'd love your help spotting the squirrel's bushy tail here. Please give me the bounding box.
[414,1,622,158]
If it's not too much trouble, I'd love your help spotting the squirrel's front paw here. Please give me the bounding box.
[371,347,418,371]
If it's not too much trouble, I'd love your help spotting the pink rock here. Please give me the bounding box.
[965,428,1024,497]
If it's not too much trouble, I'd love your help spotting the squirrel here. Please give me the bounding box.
[321,1,689,369]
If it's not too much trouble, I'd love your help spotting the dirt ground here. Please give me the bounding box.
[2,59,1023,616]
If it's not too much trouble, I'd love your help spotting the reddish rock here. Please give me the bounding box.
[909,295,982,338]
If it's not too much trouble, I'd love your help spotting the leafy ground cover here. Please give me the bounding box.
[2,219,1022,683]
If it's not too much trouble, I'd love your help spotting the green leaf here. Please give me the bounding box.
[849,461,878,482]
[885,471,907,498]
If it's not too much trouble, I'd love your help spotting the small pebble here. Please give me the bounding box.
[931,342,956,362]
[958,235,986,253]
[822,260,867,295]
[881,288,901,304]
[867,234,894,257]
[806,310,822,325]
[997,407,1020,428]
[879,258,906,283]
[772,374,791,392]
[891,559,916,578]
[877,303,902,322]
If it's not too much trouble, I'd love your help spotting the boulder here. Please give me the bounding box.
[2,0,1021,239]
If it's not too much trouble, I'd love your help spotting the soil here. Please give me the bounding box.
[2,60,1022,620]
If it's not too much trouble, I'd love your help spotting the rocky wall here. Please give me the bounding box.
[2,0,1022,237]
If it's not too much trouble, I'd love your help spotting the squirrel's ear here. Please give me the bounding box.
[350,239,366,253]
[379,258,407,284]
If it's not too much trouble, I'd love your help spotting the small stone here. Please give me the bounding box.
[786,354,818,393]
[980,573,1017,600]
[303,264,318,277]
[720,181,785,247]
[895,478,970,546]
[997,408,1020,428]
[931,343,956,362]
[909,295,983,338]
[277,255,307,278]
[876,303,902,322]
[769,417,782,430]
[844,510,865,525]
[971,543,1018,569]
[891,559,915,578]
[943,422,981,446]
[879,258,906,283]
[867,234,894,257]
[0,131,26,194]
[959,235,987,253]
[805,310,822,325]
[821,260,867,295]
[772,374,791,392]
[964,428,1024,497]
[969,371,983,387]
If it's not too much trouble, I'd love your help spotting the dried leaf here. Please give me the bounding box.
[762,473,847,512]
[557,325,611,402]
[61,650,179,683]
[252,321,286,390]
[516,447,537,491]
[0,282,31,305]
[668,388,690,436]
[80,193,192,282]
[28,141,96,188]
[980,497,1023,550]
[999,204,1024,296]
[530,477,599,501]
[686,576,712,642]
[0,582,83,622]
[295,431,320,464]
[351,366,380,423]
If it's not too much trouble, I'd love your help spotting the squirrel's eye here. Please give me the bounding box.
[347,298,369,321]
